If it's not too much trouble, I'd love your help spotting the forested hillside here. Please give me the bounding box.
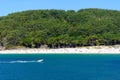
[0,8,120,49]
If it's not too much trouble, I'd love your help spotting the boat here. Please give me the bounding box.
[37,59,43,62]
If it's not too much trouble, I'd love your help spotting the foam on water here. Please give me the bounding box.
[0,59,43,64]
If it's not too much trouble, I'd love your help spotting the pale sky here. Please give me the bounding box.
[0,0,120,16]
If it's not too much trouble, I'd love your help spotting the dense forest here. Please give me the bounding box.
[0,8,120,49]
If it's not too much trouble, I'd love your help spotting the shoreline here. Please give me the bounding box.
[0,45,120,54]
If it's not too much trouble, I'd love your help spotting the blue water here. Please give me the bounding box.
[0,54,120,80]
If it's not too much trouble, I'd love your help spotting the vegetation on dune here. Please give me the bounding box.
[0,8,120,49]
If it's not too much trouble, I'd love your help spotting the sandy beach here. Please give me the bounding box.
[0,45,120,54]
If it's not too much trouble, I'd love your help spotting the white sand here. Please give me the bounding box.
[0,45,120,54]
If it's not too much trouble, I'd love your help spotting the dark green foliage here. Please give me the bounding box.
[0,8,120,49]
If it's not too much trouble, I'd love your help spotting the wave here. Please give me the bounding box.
[0,59,43,64]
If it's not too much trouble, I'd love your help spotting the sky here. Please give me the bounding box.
[0,0,120,16]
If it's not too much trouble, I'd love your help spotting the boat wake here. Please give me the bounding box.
[0,59,43,64]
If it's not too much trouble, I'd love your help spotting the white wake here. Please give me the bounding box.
[0,59,43,64]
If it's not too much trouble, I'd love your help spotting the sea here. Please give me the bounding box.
[0,54,120,80]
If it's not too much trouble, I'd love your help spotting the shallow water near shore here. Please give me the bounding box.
[0,54,120,80]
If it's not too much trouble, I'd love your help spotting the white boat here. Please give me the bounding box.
[37,59,43,62]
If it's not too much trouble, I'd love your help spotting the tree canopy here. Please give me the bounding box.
[0,8,120,49]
